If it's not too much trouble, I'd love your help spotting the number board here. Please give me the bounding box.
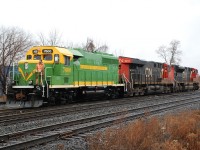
[32,50,38,54]
[42,49,53,53]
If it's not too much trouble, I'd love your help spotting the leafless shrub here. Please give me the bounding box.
[87,110,200,150]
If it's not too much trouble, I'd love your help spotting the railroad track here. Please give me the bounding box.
[0,94,200,150]
[0,90,198,117]
[0,91,198,126]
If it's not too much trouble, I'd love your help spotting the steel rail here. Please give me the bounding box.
[0,95,200,149]
[0,90,197,116]
[0,92,198,126]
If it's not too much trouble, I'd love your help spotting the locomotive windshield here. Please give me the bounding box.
[34,55,41,60]
[43,54,52,60]
[27,55,32,60]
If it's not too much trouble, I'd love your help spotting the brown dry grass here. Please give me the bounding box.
[87,110,200,150]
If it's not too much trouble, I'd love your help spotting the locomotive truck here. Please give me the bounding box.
[6,46,199,108]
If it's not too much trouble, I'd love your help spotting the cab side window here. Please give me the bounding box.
[54,54,59,63]
[44,54,52,60]
[27,55,32,60]
[65,56,70,66]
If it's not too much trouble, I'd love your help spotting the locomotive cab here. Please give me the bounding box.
[7,46,74,107]
[13,47,73,87]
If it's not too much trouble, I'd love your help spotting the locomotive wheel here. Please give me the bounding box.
[67,91,75,103]
[139,90,144,96]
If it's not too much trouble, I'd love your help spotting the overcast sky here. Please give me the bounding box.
[1,0,200,70]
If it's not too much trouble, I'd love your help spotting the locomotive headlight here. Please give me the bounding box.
[25,62,28,70]
[28,80,33,85]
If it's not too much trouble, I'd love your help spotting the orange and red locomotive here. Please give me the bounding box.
[119,56,199,96]
[119,56,199,95]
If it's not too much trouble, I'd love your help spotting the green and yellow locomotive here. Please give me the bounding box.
[7,46,124,107]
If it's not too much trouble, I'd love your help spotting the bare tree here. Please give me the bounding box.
[0,26,33,93]
[37,32,46,46]
[156,40,182,65]
[168,40,182,65]
[156,45,168,63]
[85,38,95,52]
[84,38,108,53]
[96,43,108,53]
[48,29,62,46]
[113,49,124,57]
[37,29,63,46]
